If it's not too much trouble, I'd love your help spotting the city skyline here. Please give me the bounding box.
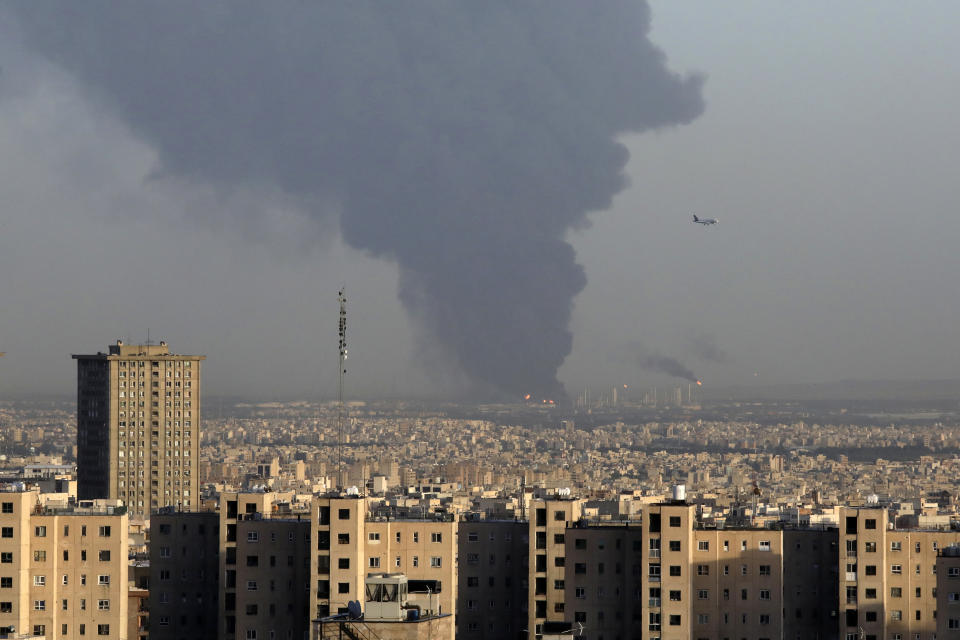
[2,2,960,401]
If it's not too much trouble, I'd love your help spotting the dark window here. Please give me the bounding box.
[575,538,586,550]
[846,517,857,535]
[554,557,565,567]
[536,509,546,527]
[338,582,350,594]
[554,534,565,544]
[338,558,349,569]
[669,615,681,626]
[575,563,586,575]
[246,555,259,567]
[865,611,877,622]
[669,565,681,577]
[0,528,11,539]
[649,513,661,532]
[338,509,350,520]
[669,540,681,552]
[98,551,110,562]
[0,554,10,564]
[318,507,330,525]
[0,504,11,514]
[337,534,349,545]
[865,566,876,576]
[864,519,877,530]
[574,612,586,623]
[554,510,566,522]
[535,555,547,572]
[669,516,681,527]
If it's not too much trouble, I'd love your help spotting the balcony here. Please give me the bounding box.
[649,550,661,558]
[845,572,857,582]
[649,598,661,607]
[648,575,661,582]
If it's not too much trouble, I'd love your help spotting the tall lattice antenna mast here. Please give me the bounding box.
[337,288,347,491]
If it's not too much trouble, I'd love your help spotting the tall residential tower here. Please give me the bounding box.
[73,340,203,516]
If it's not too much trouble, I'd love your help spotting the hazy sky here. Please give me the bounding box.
[1,1,959,400]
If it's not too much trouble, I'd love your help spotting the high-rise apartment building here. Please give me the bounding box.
[0,488,129,639]
[73,340,203,516]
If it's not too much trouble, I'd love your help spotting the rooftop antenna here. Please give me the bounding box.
[337,288,347,491]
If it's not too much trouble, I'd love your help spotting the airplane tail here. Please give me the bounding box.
[693,214,699,222]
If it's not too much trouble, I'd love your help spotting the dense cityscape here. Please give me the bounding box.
[2,343,960,639]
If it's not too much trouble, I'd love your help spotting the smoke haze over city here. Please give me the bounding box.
[1,2,960,400]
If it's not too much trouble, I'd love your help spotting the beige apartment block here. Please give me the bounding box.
[310,495,458,637]
[74,340,203,516]
[838,506,960,640]
[528,496,584,639]
[937,547,960,639]
[0,489,128,639]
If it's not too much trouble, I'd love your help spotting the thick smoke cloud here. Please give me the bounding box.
[7,2,703,398]
[637,351,698,383]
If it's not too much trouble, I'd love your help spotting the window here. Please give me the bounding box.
[337,582,350,594]
[864,542,877,553]
[669,565,681,577]
[0,554,10,564]
[892,564,902,574]
[431,532,442,543]
[412,556,418,567]
[669,516,681,527]
[246,581,258,591]
[35,526,46,537]
[467,532,478,542]
[247,532,259,543]
[97,575,110,585]
[33,626,45,637]
[338,558,350,569]
[97,600,110,611]
[369,557,380,568]
[892,587,903,597]
[337,534,350,545]
[668,540,681,552]
[950,567,960,578]
[698,541,709,551]
[865,588,877,599]
[759,540,771,551]
[98,625,110,636]
[0,578,11,588]
[554,534,565,544]
[892,610,902,621]
[950,619,960,630]
[697,564,709,576]
[0,603,9,613]
[759,564,771,576]
[575,587,585,599]
[759,614,770,625]
[891,541,902,551]
[865,518,877,529]
[697,589,709,600]
[368,532,380,542]
[98,550,110,562]
[430,557,442,568]
[669,615,681,626]
[0,504,10,514]
[413,532,419,543]
[34,600,45,610]
[865,565,877,576]
[554,510,566,521]
[759,589,771,600]
[159,546,171,558]
[669,590,681,601]
[98,526,111,537]
[33,575,45,586]
[698,614,709,624]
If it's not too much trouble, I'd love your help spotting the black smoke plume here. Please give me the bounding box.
[637,351,698,383]
[7,2,704,398]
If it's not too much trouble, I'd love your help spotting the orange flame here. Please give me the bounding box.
[523,394,531,401]
[696,380,702,386]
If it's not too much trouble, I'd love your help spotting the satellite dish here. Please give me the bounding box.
[347,600,362,619]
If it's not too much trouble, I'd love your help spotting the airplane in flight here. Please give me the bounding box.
[693,214,718,226]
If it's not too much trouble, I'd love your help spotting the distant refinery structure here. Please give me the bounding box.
[574,382,702,409]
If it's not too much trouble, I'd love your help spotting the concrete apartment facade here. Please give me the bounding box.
[0,489,128,639]
[149,510,219,640]
[310,495,459,636]
[456,519,528,640]
[74,340,203,516]
[528,496,584,638]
